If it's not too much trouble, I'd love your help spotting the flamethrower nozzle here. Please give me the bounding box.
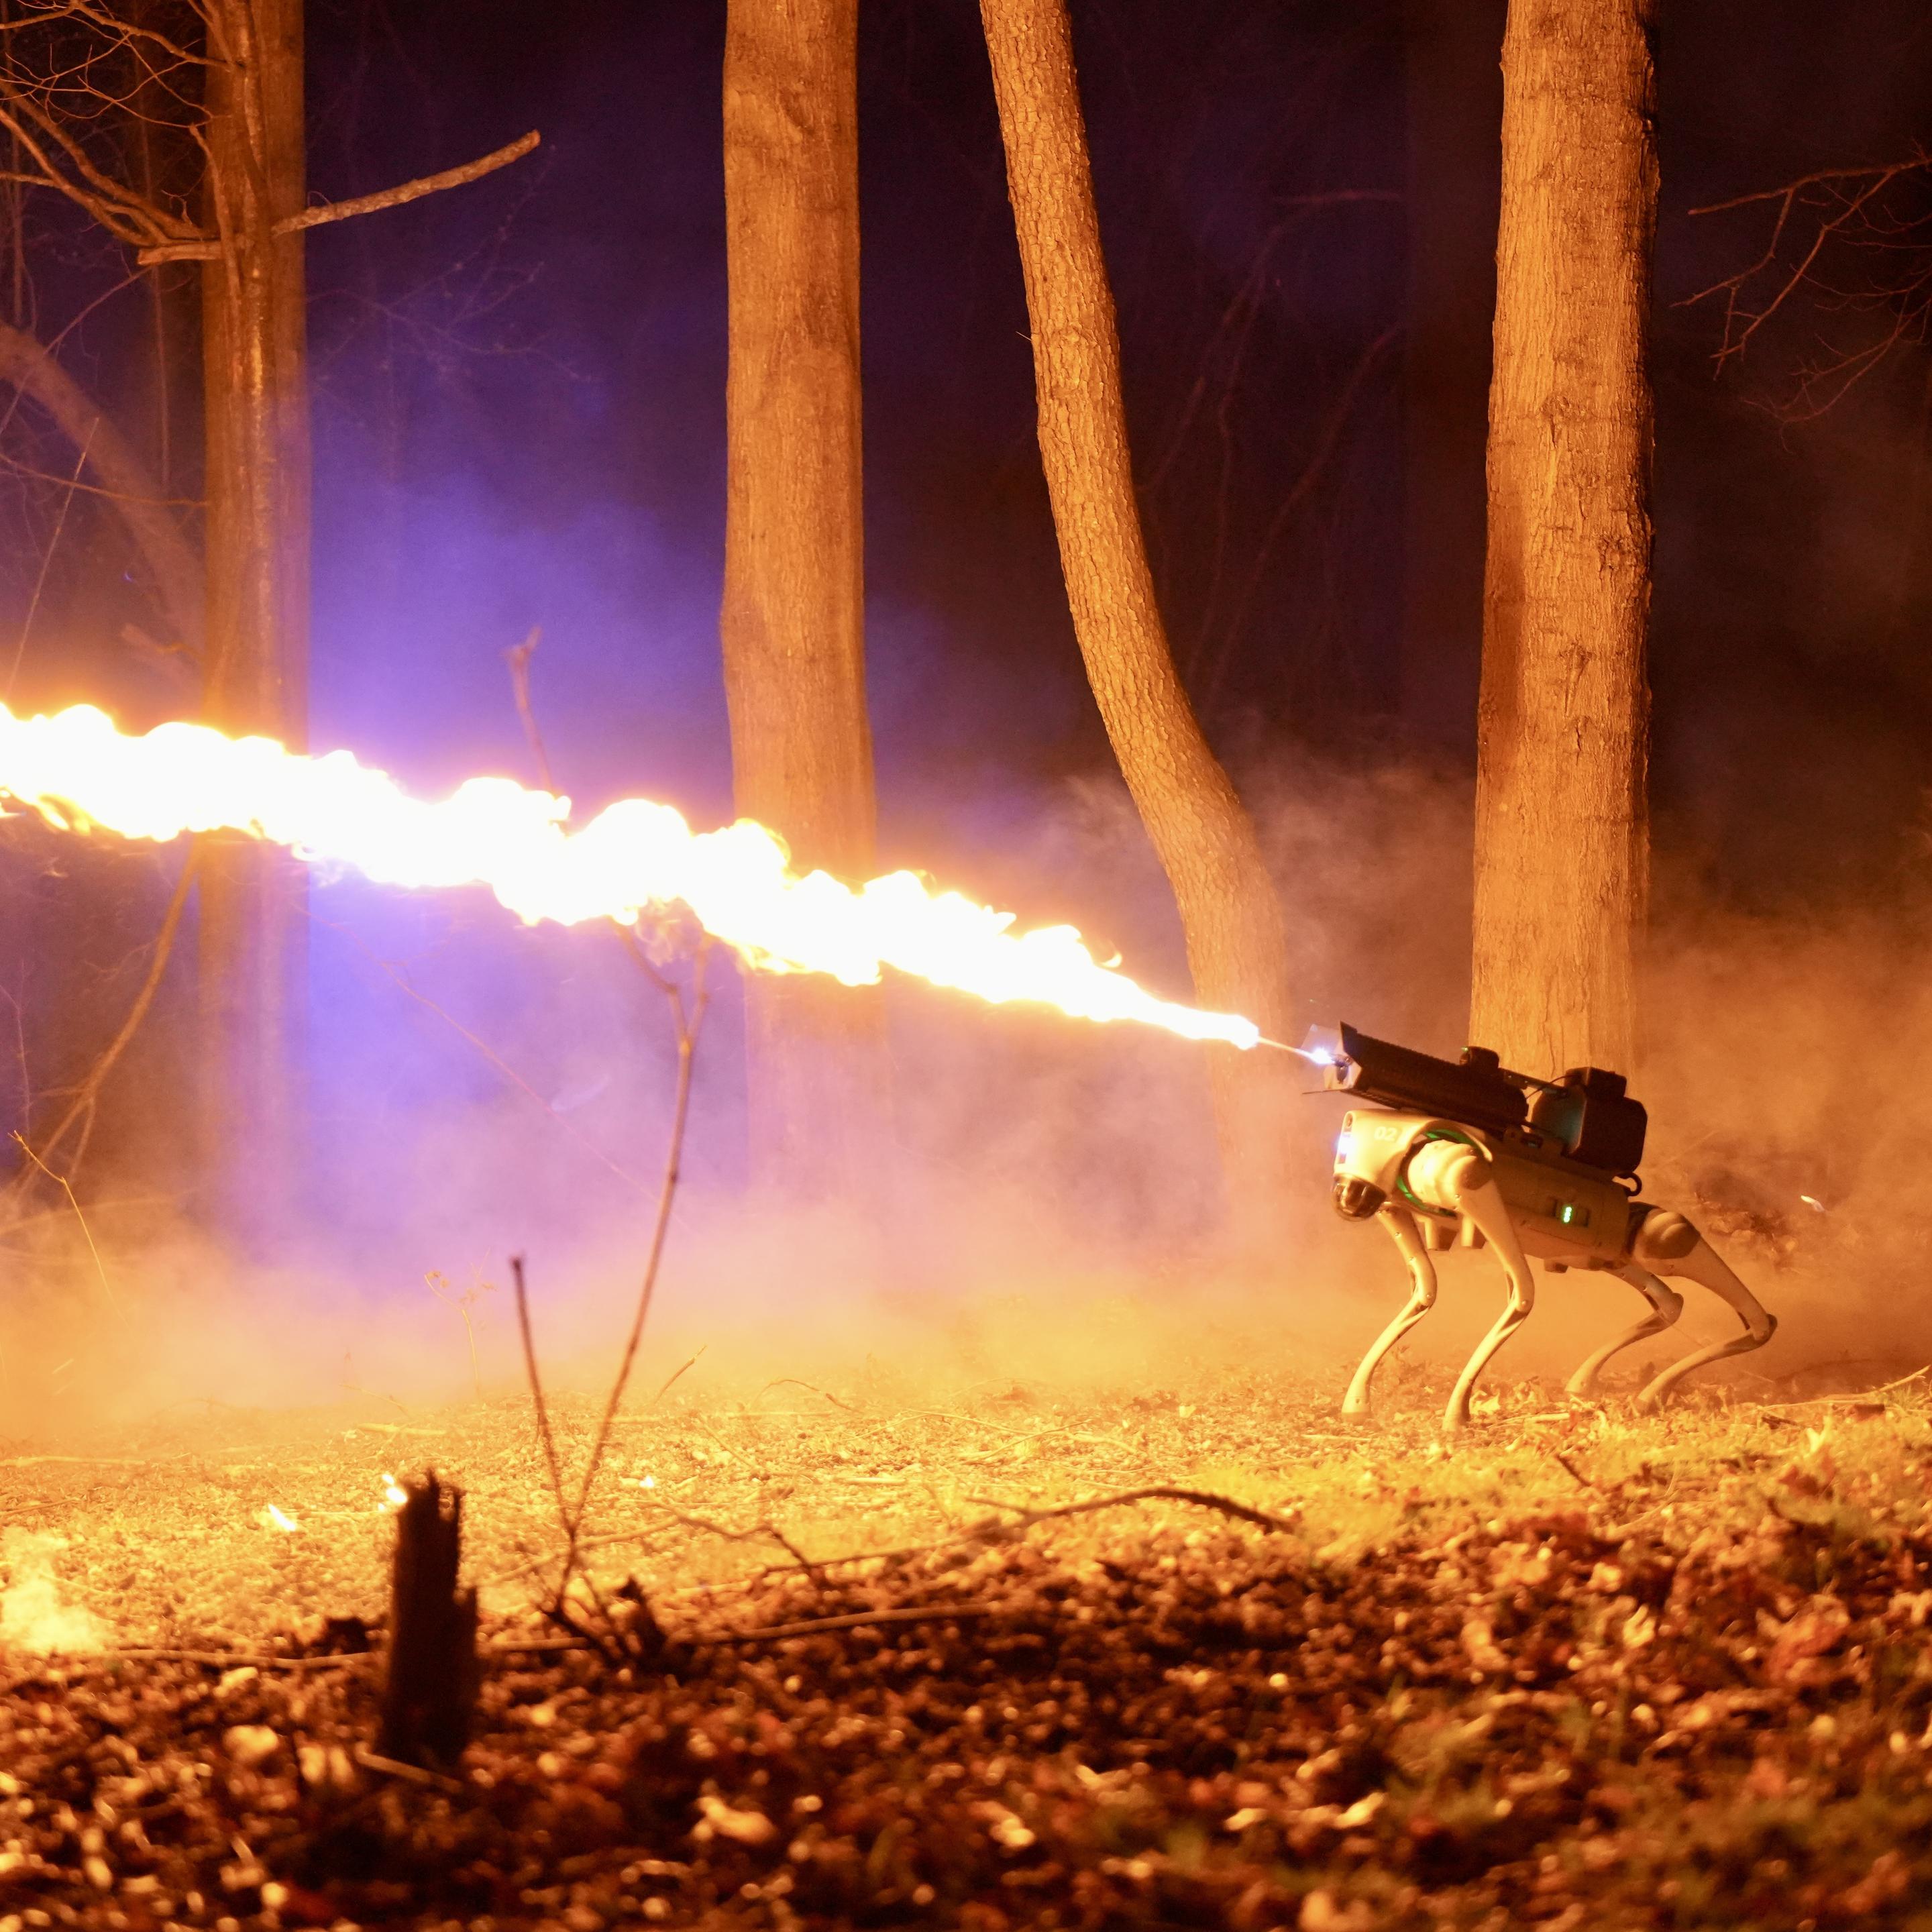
[1258,1034,1332,1064]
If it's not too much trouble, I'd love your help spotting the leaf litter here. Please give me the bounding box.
[1,1366,1930,1928]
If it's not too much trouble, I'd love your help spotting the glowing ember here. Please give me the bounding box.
[0,701,1259,1049]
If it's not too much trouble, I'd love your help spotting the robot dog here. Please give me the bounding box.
[1305,1023,1776,1430]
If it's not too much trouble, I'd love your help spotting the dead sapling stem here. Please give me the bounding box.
[508,943,710,1657]
[568,941,711,1537]
[377,1472,480,1771]
[511,1252,600,1645]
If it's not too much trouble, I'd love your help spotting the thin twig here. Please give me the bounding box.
[716,1603,995,1643]
[511,1254,572,1565]
[1864,1366,1931,1399]
[650,1344,707,1408]
[757,1376,858,1413]
[8,1132,113,1307]
[1682,148,1932,415]
[103,1648,374,1670]
[1755,1364,1928,1415]
[352,1746,466,1793]
[566,944,711,1537]
[504,624,556,792]
[967,1485,1299,1536]
[2,845,198,1215]
[2,415,90,698]
[648,1505,828,1589]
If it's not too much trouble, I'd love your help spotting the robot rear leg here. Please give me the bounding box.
[1567,1264,1684,1397]
[1629,1212,1778,1410]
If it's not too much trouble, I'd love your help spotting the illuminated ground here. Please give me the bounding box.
[3,1366,1931,1928]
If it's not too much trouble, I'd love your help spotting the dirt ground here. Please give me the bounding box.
[3,1359,1931,1931]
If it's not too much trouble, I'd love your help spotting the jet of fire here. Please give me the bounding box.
[0,701,1260,1049]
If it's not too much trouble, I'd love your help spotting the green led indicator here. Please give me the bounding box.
[1560,1203,1574,1225]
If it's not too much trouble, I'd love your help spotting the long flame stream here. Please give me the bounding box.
[0,700,1260,1050]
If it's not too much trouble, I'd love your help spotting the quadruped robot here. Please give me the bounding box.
[1304,1023,1776,1430]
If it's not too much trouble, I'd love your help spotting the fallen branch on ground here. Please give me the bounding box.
[967,1485,1300,1536]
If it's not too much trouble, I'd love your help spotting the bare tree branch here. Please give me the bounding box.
[136,127,543,262]
[1685,146,1932,417]
[278,127,539,235]
[0,318,202,652]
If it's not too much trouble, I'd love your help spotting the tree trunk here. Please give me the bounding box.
[720,0,885,1195]
[1399,0,1506,750]
[979,0,1295,1224]
[1470,0,1655,1081]
[197,0,312,1238]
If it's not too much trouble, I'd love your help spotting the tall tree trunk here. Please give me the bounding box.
[979,0,1295,1226]
[1399,0,1506,750]
[1471,0,1656,1079]
[197,0,312,1238]
[720,0,885,1195]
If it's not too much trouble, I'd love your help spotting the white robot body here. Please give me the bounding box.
[1334,1110,1635,1265]
[1310,1027,1777,1430]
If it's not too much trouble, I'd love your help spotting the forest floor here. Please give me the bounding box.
[3,1356,1931,1931]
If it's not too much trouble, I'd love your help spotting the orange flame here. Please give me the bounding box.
[0,701,1259,1049]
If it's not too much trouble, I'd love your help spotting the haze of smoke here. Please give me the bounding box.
[3,749,1930,1434]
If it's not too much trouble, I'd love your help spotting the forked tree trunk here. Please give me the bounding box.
[1471,0,1656,1080]
[197,0,312,1236]
[720,0,885,1194]
[979,0,1295,1222]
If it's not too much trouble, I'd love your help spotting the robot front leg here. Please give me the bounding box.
[1566,1264,1684,1398]
[1629,1211,1778,1410]
[1343,1205,1438,1416]
[1406,1141,1538,1432]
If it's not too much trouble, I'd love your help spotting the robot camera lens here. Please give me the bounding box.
[1332,1176,1387,1221]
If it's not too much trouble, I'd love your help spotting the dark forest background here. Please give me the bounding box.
[3,0,1929,1255]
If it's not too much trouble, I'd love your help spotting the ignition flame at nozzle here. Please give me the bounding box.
[0,700,1260,1049]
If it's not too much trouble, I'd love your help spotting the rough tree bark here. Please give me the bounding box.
[720,0,885,1195]
[979,0,1295,1222]
[1470,0,1656,1079]
[196,0,313,1236]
